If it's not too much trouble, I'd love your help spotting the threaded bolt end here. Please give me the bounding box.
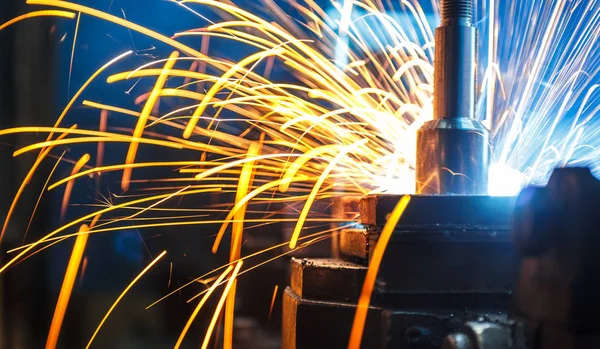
[441,0,473,25]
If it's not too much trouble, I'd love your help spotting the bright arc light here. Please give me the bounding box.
[488,163,526,196]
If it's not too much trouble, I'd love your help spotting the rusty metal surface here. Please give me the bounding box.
[338,229,369,262]
[290,258,366,302]
[282,287,298,349]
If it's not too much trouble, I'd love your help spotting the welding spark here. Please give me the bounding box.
[348,195,410,349]
[46,226,89,349]
[0,0,598,347]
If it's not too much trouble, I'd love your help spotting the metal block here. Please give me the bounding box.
[290,257,367,303]
[331,197,361,258]
[339,228,369,262]
[282,287,382,349]
[371,235,516,296]
[360,194,515,229]
[358,195,517,302]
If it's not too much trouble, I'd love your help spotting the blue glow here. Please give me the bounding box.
[488,163,526,196]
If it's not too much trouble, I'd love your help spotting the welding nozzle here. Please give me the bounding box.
[416,0,490,195]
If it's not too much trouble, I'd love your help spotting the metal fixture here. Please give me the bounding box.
[416,0,489,195]
[282,195,515,349]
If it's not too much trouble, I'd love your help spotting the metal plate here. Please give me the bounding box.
[360,195,515,229]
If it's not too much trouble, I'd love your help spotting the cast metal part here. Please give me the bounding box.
[416,0,490,195]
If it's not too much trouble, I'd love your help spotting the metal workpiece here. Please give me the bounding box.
[282,287,382,349]
[358,194,515,303]
[285,164,600,349]
[289,258,367,302]
[338,228,370,262]
[331,197,361,259]
[284,258,374,349]
[359,194,514,229]
[281,194,517,349]
[284,281,511,349]
[369,235,514,304]
[463,322,514,349]
[416,118,490,194]
[359,194,516,302]
[416,0,489,195]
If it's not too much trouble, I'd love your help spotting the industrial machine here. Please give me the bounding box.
[442,167,600,349]
[283,194,515,349]
[281,0,600,348]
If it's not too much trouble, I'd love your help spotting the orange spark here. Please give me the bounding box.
[67,12,81,97]
[268,285,279,322]
[85,250,167,349]
[61,153,91,219]
[183,60,199,88]
[168,262,173,289]
[174,264,234,349]
[95,110,108,195]
[264,56,275,78]
[197,35,211,92]
[96,110,108,169]
[212,175,311,253]
[79,256,88,286]
[0,126,76,244]
[45,225,89,349]
[26,1,205,58]
[50,50,132,142]
[122,51,179,191]
[0,10,75,31]
[347,195,411,349]
[146,229,335,310]
[227,142,261,257]
[225,142,260,349]
[289,139,367,249]
[201,261,243,349]
[23,151,66,243]
[182,48,285,139]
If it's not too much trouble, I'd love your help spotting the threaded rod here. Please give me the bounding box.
[441,0,473,25]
